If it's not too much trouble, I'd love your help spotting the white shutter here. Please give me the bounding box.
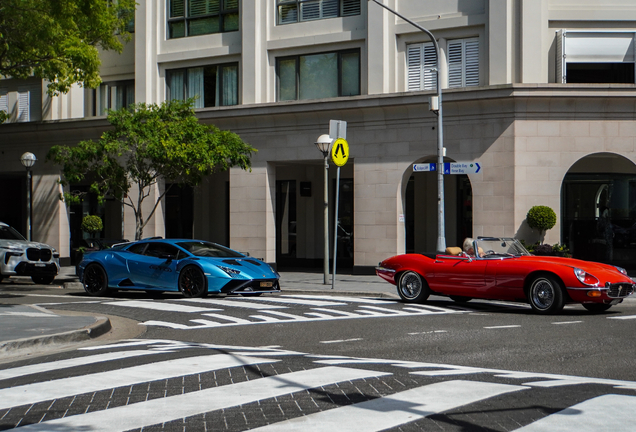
[447,41,463,88]
[0,92,8,114]
[423,43,437,90]
[322,0,339,18]
[17,90,29,122]
[407,44,423,91]
[341,0,360,16]
[464,38,480,86]
[556,30,565,83]
[300,0,320,20]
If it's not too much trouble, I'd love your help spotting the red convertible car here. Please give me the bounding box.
[376,237,635,314]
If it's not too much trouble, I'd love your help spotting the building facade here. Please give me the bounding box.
[2,0,636,272]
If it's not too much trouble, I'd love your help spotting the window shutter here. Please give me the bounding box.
[464,38,479,86]
[322,0,339,18]
[0,92,8,114]
[224,0,238,9]
[447,40,463,88]
[423,43,437,90]
[189,0,219,17]
[342,0,360,16]
[407,44,423,91]
[556,30,565,83]
[170,0,185,18]
[18,90,29,122]
[300,0,320,21]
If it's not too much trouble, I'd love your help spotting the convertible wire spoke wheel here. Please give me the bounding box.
[529,275,564,314]
[397,271,430,303]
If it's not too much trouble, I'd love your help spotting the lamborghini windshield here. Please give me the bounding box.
[474,238,531,257]
[176,241,244,258]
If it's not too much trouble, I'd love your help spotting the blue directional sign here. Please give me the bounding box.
[443,162,481,175]
[413,163,437,172]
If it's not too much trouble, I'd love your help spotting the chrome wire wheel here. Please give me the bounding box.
[397,271,430,303]
[83,264,108,296]
[179,266,207,298]
[528,275,564,314]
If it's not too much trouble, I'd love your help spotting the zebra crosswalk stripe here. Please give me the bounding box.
[15,366,390,432]
[0,354,276,410]
[247,380,526,431]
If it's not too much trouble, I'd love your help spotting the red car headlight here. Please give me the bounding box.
[574,268,599,287]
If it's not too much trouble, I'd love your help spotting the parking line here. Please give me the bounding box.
[484,325,521,329]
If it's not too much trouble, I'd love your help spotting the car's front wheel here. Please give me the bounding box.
[397,271,430,303]
[31,275,55,285]
[583,303,612,313]
[528,274,564,314]
[83,264,109,296]
[179,265,207,298]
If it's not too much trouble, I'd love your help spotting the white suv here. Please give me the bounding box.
[0,222,60,284]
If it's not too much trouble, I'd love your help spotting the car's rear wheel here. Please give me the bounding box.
[31,275,55,285]
[83,264,109,296]
[528,274,564,314]
[582,303,612,313]
[397,271,430,303]
[179,265,207,298]
[449,295,472,303]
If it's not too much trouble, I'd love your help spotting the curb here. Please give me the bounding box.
[0,316,112,357]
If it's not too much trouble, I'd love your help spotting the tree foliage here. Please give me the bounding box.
[81,215,103,235]
[47,99,256,240]
[0,0,136,95]
[526,205,557,232]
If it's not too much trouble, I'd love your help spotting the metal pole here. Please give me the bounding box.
[323,154,330,284]
[331,166,341,289]
[26,168,32,241]
[368,0,446,252]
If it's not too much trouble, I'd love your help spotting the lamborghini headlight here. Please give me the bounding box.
[217,265,241,278]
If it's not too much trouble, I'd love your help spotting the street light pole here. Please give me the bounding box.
[367,0,446,252]
[20,152,37,241]
[315,134,333,284]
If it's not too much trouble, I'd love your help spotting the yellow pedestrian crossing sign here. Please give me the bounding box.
[331,138,349,166]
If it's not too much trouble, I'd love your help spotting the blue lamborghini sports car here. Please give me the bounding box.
[77,238,280,297]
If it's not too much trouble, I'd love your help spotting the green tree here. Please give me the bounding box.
[47,99,256,240]
[81,215,103,237]
[0,0,135,97]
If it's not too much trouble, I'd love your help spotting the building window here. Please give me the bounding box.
[168,0,239,39]
[277,50,360,101]
[557,30,636,84]
[0,91,8,116]
[278,0,360,25]
[407,37,479,91]
[167,63,239,107]
[94,81,135,116]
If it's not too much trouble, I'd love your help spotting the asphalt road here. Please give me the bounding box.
[1,285,636,430]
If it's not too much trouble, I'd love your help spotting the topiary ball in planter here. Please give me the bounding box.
[526,205,557,232]
[81,215,103,236]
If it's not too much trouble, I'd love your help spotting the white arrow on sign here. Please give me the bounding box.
[443,162,481,175]
[413,163,436,172]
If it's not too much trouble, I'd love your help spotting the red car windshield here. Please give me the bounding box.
[474,238,531,257]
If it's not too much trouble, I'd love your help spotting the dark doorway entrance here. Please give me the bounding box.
[276,180,297,267]
[165,184,194,239]
[0,175,25,234]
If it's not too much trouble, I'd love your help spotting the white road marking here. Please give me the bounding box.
[358,305,410,314]
[408,330,448,335]
[15,367,390,432]
[0,311,56,317]
[320,338,363,344]
[484,325,521,329]
[0,354,276,410]
[552,321,583,325]
[283,295,389,304]
[515,394,636,431]
[104,300,222,313]
[200,313,252,324]
[607,315,636,320]
[0,350,161,380]
[178,298,287,309]
[310,308,360,317]
[234,297,348,306]
[247,380,525,432]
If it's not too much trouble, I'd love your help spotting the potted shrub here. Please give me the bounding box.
[74,215,103,265]
[526,205,557,243]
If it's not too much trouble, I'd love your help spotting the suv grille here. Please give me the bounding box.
[26,248,52,262]
[606,283,635,298]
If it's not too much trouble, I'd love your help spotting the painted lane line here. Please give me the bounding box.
[408,330,447,335]
[310,308,360,317]
[0,350,162,381]
[400,303,463,313]
[16,367,390,432]
[249,315,282,322]
[231,297,348,307]
[304,312,335,318]
[283,295,390,304]
[0,311,57,317]
[178,298,287,309]
[248,380,526,432]
[320,338,363,344]
[0,354,277,410]
[104,300,222,313]
[607,315,636,320]
[483,325,521,329]
[358,305,410,314]
[551,321,583,325]
[257,310,313,321]
[200,313,252,324]
[515,394,636,431]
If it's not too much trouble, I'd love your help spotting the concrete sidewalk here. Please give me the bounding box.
[0,266,395,360]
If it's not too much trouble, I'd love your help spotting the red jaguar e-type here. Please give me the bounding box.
[376,237,635,314]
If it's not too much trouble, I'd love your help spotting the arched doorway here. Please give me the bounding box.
[404,158,473,253]
[562,153,636,266]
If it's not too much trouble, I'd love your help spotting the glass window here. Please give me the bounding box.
[127,243,148,255]
[277,50,360,101]
[167,63,239,107]
[95,80,135,116]
[144,242,182,259]
[277,0,360,25]
[168,0,238,39]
